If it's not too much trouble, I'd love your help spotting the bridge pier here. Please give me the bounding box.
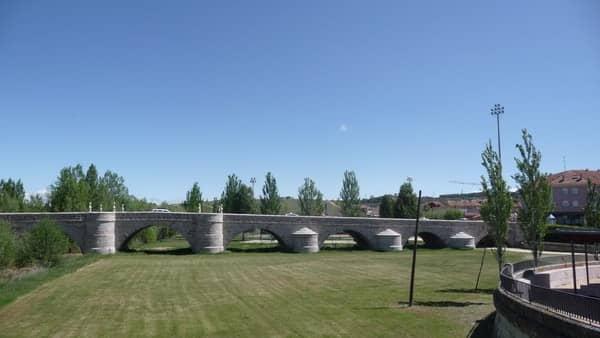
[291,227,319,253]
[190,213,224,254]
[85,213,116,254]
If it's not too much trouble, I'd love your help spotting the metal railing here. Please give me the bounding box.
[500,257,600,325]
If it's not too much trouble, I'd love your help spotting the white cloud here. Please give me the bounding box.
[339,124,348,132]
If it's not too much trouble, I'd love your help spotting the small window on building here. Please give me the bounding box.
[571,187,579,195]
[573,200,579,207]
[562,200,570,207]
[562,188,569,195]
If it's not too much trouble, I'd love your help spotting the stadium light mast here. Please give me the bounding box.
[490,104,504,162]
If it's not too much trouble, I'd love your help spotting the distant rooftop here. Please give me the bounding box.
[549,169,600,186]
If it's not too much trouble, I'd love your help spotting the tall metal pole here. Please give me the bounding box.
[490,104,505,162]
[408,190,422,307]
[571,241,578,294]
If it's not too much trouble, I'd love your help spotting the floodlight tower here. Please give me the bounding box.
[490,104,504,162]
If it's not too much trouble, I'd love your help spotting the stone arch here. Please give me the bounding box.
[117,222,194,252]
[224,225,289,251]
[321,229,371,250]
[407,231,446,249]
[476,234,508,248]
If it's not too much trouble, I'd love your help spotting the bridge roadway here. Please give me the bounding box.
[0,212,524,254]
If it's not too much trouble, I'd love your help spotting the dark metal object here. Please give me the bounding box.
[586,242,590,286]
[571,241,578,294]
[475,247,486,291]
[490,104,504,161]
[408,190,422,307]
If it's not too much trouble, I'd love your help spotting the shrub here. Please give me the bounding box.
[0,221,17,269]
[24,219,69,267]
[443,209,464,220]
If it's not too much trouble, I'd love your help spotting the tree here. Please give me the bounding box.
[212,197,220,213]
[480,142,512,273]
[85,164,100,208]
[220,174,255,213]
[0,221,17,268]
[183,182,203,212]
[513,129,553,267]
[298,178,324,216]
[340,170,362,217]
[50,165,88,212]
[22,219,69,267]
[394,181,417,218]
[0,178,26,212]
[260,172,282,215]
[584,179,600,227]
[379,195,396,218]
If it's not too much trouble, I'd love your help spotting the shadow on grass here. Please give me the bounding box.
[227,246,284,253]
[437,288,496,295]
[466,311,496,338]
[320,245,365,252]
[397,300,486,307]
[124,248,194,255]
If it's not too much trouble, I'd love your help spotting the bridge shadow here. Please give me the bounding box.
[397,300,486,307]
[436,288,496,295]
[227,246,285,253]
[466,311,496,338]
[124,248,194,255]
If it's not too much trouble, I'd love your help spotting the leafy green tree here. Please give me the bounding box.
[236,185,255,214]
[480,142,513,273]
[513,129,553,267]
[183,182,203,212]
[98,170,129,210]
[260,172,282,215]
[0,221,17,269]
[50,165,88,211]
[340,170,362,217]
[25,194,47,212]
[379,195,396,218]
[0,178,26,212]
[221,174,255,213]
[298,178,324,216]
[23,219,69,267]
[394,181,417,218]
[85,164,100,208]
[585,179,600,227]
[212,197,220,213]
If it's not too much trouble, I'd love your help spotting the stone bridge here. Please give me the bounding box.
[0,212,524,254]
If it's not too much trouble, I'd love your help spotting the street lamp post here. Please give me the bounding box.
[490,104,505,162]
[250,177,256,197]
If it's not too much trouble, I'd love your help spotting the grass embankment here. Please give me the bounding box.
[0,247,526,338]
[0,254,102,308]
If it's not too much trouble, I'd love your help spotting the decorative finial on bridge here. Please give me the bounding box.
[198,202,202,213]
[218,204,223,214]
[89,202,92,213]
[113,201,116,212]
[100,203,103,212]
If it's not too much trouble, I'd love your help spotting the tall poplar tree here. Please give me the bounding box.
[260,172,282,215]
[394,181,417,218]
[183,182,203,212]
[379,195,396,218]
[298,178,324,216]
[480,142,512,273]
[513,129,553,267]
[340,170,362,217]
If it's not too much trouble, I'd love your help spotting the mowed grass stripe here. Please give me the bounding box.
[0,250,524,337]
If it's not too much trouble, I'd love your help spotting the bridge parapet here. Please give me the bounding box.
[0,212,523,254]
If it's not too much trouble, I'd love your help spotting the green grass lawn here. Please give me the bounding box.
[0,248,526,338]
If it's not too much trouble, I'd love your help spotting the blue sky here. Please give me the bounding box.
[1,0,599,202]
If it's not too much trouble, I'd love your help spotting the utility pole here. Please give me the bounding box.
[490,104,504,162]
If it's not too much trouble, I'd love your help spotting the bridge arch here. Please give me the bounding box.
[116,222,194,252]
[320,230,371,250]
[406,231,446,249]
[223,225,290,251]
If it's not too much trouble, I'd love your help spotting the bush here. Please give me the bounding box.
[443,209,464,220]
[23,219,69,267]
[0,221,17,269]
